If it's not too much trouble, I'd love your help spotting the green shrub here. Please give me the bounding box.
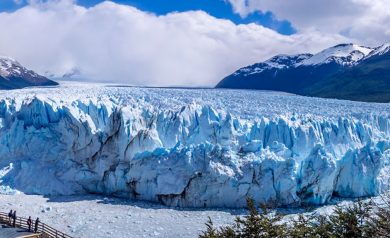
[329,201,372,238]
[199,197,388,238]
[234,198,286,238]
[200,198,286,238]
[287,214,315,238]
[367,194,390,237]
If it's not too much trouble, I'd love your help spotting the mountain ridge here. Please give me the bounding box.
[216,43,390,102]
[0,56,58,90]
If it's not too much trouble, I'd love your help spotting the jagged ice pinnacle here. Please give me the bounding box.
[0,83,389,208]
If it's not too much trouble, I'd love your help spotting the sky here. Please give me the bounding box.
[0,0,389,86]
[1,0,297,34]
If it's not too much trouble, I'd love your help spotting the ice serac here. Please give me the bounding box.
[0,86,389,208]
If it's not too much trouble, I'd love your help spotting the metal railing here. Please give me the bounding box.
[0,212,73,238]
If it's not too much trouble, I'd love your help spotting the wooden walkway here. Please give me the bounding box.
[0,212,72,238]
[0,224,38,238]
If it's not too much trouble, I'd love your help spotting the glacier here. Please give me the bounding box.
[0,82,389,208]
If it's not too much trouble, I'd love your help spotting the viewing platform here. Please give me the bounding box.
[0,212,72,238]
[0,224,38,238]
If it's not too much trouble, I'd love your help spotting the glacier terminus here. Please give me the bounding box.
[0,82,389,208]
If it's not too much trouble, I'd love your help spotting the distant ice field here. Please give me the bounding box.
[2,81,389,120]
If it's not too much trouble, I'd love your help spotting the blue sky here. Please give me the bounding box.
[0,0,387,86]
[0,0,295,35]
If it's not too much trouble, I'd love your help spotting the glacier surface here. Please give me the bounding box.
[0,82,389,208]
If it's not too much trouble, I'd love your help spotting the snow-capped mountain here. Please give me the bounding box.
[368,43,390,57]
[299,43,373,66]
[217,43,390,102]
[233,54,312,76]
[0,56,58,89]
[0,84,389,208]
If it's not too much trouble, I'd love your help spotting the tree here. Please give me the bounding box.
[311,215,334,238]
[287,214,316,238]
[234,198,287,238]
[367,194,390,238]
[329,201,372,238]
[200,197,380,238]
[199,217,221,238]
[199,198,286,238]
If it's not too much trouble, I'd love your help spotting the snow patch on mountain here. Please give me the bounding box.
[367,43,390,57]
[0,56,39,78]
[0,83,389,208]
[300,43,373,66]
[233,54,312,76]
[231,43,390,79]
[0,56,58,90]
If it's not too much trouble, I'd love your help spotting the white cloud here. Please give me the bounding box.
[13,0,24,4]
[0,0,347,86]
[227,0,390,46]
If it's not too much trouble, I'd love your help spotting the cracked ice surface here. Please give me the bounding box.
[0,82,389,207]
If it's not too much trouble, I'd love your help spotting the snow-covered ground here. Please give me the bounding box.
[0,82,389,209]
[0,193,240,238]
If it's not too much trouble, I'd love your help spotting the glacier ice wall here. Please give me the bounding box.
[0,85,389,208]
